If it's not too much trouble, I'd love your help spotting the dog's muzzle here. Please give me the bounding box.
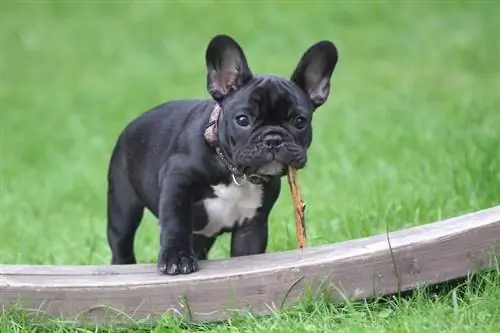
[262,133,284,151]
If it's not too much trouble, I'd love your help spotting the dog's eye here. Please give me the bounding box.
[235,115,250,127]
[293,116,307,129]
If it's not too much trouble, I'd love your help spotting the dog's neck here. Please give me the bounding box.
[204,104,270,186]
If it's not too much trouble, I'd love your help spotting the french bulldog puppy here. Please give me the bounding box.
[106,34,338,275]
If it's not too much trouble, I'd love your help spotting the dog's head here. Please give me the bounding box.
[205,34,338,178]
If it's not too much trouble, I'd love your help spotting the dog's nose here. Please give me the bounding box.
[263,134,283,149]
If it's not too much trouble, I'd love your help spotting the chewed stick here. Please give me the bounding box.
[287,166,307,251]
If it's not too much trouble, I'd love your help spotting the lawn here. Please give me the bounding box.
[1,1,500,332]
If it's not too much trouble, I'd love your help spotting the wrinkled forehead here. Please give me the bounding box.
[241,75,312,119]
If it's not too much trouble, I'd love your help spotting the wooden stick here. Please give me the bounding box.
[287,166,307,250]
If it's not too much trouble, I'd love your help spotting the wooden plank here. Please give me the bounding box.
[1,205,500,325]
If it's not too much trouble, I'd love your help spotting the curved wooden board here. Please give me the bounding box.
[1,205,500,325]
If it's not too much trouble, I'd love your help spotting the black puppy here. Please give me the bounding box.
[106,34,338,275]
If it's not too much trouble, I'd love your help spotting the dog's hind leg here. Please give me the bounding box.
[106,147,144,265]
[191,234,216,260]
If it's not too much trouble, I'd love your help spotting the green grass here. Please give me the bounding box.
[1,1,500,332]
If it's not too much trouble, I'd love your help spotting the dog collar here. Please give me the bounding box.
[204,104,270,186]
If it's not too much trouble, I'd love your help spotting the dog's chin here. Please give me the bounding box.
[256,161,285,176]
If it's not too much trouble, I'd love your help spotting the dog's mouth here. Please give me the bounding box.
[234,142,307,177]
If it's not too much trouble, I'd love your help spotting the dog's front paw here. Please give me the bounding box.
[157,247,199,275]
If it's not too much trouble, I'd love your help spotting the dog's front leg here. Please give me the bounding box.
[230,213,269,257]
[230,177,281,257]
[157,155,199,275]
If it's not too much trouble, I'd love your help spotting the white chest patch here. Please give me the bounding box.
[194,180,264,237]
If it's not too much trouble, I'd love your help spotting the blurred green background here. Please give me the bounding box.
[1,2,499,268]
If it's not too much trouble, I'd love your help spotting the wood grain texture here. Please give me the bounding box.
[1,205,500,325]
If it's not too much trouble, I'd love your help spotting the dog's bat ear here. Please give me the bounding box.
[205,34,253,102]
[291,40,338,108]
